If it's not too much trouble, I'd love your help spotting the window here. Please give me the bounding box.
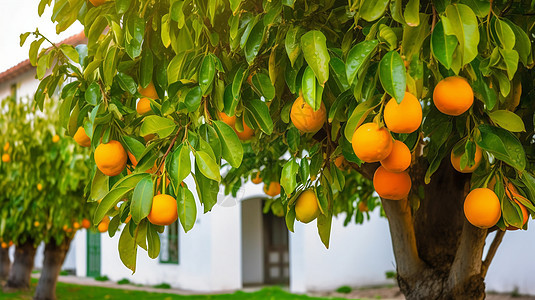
[159,221,179,264]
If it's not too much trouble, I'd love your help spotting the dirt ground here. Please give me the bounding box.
[311,286,535,300]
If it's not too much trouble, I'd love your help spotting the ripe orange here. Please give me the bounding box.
[94,140,128,176]
[264,181,281,197]
[2,153,10,163]
[82,219,91,229]
[73,222,81,229]
[334,156,346,170]
[352,123,393,163]
[219,112,236,127]
[451,145,482,173]
[236,121,254,141]
[290,96,326,133]
[251,172,262,184]
[380,140,411,173]
[34,221,40,227]
[433,76,474,116]
[373,166,411,200]
[89,0,106,6]
[137,98,152,114]
[147,194,178,226]
[52,135,60,143]
[0,242,7,249]
[138,82,158,99]
[62,225,69,231]
[505,183,529,229]
[464,188,501,229]
[127,152,138,167]
[295,190,320,223]
[3,142,9,151]
[219,112,254,141]
[98,217,110,233]
[37,183,43,191]
[358,201,369,212]
[74,126,91,147]
[384,92,422,134]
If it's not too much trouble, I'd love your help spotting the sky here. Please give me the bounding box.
[0,0,84,72]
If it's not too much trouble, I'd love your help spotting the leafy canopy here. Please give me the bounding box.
[26,0,535,271]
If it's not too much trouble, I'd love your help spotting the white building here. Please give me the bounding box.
[1,33,534,295]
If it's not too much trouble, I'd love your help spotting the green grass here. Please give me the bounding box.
[0,279,350,300]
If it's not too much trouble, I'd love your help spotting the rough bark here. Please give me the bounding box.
[381,159,500,299]
[5,241,37,290]
[0,247,10,281]
[33,237,72,300]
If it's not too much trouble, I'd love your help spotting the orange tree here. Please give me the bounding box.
[27,0,535,298]
[0,96,91,300]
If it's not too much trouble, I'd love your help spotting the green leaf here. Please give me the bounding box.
[20,32,30,47]
[502,19,531,66]
[195,150,221,182]
[360,0,389,21]
[316,186,329,215]
[244,21,265,64]
[119,226,137,273]
[131,177,154,223]
[140,48,153,88]
[286,127,300,153]
[199,55,215,95]
[177,185,197,232]
[499,49,519,80]
[251,73,275,101]
[317,207,332,248]
[60,44,80,63]
[345,40,378,86]
[229,0,243,15]
[476,124,526,171]
[493,18,515,50]
[29,38,45,66]
[140,116,177,138]
[431,21,459,69]
[232,66,246,106]
[281,159,299,195]
[147,223,161,259]
[285,205,296,232]
[285,25,304,67]
[344,95,381,141]
[184,86,202,112]
[460,0,490,17]
[300,30,330,85]
[301,66,317,110]
[116,73,137,95]
[404,0,420,27]
[116,0,131,14]
[194,165,219,213]
[379,51,406,104]
[442,4,480,64]
[167,143,191,193]
[213,120,243,168]
[85,82,102,105]
[488,110,525,132]
[243,99,274,134]
[299,158,310,183]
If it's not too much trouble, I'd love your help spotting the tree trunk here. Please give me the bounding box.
[33,238,72,300]
[381,159,503,299]
[5,241,37,290]
[0,247,10,281]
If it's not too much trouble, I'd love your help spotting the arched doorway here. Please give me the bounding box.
[241,198,289,286]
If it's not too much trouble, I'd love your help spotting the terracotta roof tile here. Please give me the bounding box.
[0,31,87,84]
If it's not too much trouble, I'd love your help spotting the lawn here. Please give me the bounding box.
[0,279,349,300]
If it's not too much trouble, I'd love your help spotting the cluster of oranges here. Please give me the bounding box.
[2,142,10,163]
[351,91,421,200]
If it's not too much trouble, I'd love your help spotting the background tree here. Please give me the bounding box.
[26,0,535,298]
[0,96,92,300]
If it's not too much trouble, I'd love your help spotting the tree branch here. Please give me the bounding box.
[448,220,487,292]
[481,230,505,277]
[347,161,379,181]
[381,197,425,278]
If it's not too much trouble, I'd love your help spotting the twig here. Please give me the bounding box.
[481,230,505,277]
[156,127,181,173]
